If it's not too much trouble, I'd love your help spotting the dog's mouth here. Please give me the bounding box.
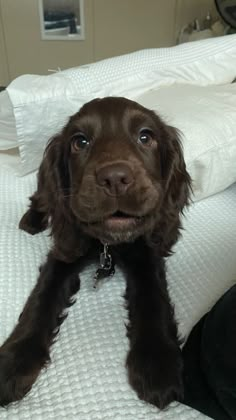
[103,210,143,230]
[79,209,154,244]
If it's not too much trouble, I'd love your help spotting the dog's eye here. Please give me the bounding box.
[71,133,90,151]
[138,128,154,146]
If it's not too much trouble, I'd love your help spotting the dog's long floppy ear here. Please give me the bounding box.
[27,131,71,232]
[152,125,191,255]
[162,126,191,213]
[40,132,70,198]
[36,132,89,262]
[19,130,71,237]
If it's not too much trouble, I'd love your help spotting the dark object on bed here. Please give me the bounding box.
[183,284,236,420]
[0,97,191,408]
[215,0,236,30]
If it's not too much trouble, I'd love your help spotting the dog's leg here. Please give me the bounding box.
[119,240,183,409]
[0,253,85,406]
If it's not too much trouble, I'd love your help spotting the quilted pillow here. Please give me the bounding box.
[0,91,17,150]
[136,83,236,201]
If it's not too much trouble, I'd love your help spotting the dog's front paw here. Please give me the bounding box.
[0,339,48,406]
[126,339,184,409]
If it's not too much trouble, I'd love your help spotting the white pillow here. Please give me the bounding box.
[136,83,236,201]
[0,91,17,150]
[6,34,236,175]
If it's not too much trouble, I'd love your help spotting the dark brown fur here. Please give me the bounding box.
[0,97,191,408]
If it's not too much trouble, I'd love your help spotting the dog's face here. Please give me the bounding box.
[45,97,190,247]
[67,97,166,244]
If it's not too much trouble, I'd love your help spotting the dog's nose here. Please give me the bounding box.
[96,163,134,196]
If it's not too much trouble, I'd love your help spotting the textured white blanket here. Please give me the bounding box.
[0,165,236,419]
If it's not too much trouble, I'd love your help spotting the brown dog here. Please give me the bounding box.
[0,97,191,408]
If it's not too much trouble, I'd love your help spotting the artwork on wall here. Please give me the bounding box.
[38,0,85,40]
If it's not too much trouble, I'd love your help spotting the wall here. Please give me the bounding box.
[93,0,176,61]
[0,1,9,86]
[0,0,94,83]
[0,0,217,85]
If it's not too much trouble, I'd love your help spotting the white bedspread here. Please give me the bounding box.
[0,164,236,419]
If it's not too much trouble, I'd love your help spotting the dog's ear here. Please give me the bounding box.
[42,133,70,194]
[41,132,72,216]
[162,126,191,213]
[38,133,89,262]
[150,125,191,255]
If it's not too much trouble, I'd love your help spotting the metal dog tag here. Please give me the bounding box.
[93,244,115,290]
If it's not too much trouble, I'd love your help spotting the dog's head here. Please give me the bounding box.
[43,97,191,250]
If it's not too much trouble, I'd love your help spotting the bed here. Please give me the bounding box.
[0,35,236,419]
[0,152,235,420]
